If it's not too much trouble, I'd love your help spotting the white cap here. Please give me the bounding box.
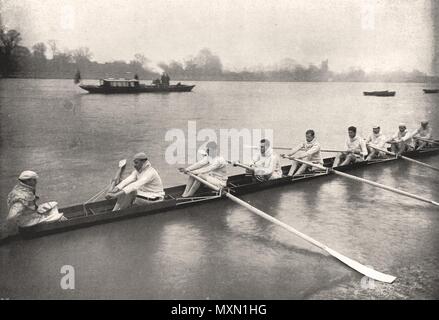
[19,170,38,180]
[398,123,406,128]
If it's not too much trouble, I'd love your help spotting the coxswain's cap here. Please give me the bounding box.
[133,152,148,160]
[372,125,380,129]
[398,123,406,128]
[421,120,429,124]
[19,170,38,180]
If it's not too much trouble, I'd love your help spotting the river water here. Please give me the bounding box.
[0,79,438,299]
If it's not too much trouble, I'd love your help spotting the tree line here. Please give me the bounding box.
[1,27,437,83]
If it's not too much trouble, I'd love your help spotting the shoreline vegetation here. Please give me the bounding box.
[1,27,439,83]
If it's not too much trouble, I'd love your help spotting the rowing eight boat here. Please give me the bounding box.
[16,143,439,238]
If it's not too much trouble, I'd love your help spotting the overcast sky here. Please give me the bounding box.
[1,0,434,73]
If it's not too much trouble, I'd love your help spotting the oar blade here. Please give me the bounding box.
[119,159,127,168]
[325,247,396,283]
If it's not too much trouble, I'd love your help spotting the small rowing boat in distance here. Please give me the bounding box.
[13,143,439,240]
[423,89,439,94]
[363,90,396,97]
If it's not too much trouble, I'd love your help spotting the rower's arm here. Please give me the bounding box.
[304,144,320,156]
[185,157,209,171]
[191,162,220,175]
[7,202,25,220]
[360,139,368,156]
[425,128,433,139]
[122,171,154,194]
[378,135,388,148]
[386,133,397,143]
[401,131,415,142]
[257,155,275,175]
[288,143,303,156]
[417,128,433,139]
[116,171,136,190]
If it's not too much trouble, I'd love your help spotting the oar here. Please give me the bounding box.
[413,137,439,145]
[108,159,127,191]
[291,158,439,207]
[84,159,127,205]
[244,145,343,153]
[185,171,396,283]
[368,144,439,172]
[227,160,254,171]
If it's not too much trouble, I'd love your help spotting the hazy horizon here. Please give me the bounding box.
[0,0,435,74]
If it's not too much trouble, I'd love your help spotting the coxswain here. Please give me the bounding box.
[6,171,66,230]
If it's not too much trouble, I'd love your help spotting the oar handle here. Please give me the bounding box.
[366,144,396,157]
[413,137,438,144]
[227,160,254,171]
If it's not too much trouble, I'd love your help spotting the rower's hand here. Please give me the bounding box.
[108,187,119,194]
[105,192,116,200]
[280,154,285,158]
[178,167,188,173]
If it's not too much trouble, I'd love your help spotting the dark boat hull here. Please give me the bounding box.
[363,91,396,97]
[79,84,195,94]
[423,89,439,94]
[17,145,439,239]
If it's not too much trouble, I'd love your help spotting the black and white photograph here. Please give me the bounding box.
[1,0,439,304]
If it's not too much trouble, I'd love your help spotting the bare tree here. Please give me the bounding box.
[72,47,93,64]
[47,40,58,58]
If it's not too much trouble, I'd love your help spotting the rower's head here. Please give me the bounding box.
[18,170,38,188]
[421,120,428,129]
[348,126,357,139]
[205,141,218,157]
[372,125,380,135]
[398,123,406,132]
[260,139,270,154]
[133,152,149,172]
[305,129,315,142]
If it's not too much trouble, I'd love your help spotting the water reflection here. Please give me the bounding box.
[1,79,439,299]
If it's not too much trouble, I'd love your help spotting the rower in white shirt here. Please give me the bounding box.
[365,125,387,161]
[333,126,368,167]
[283,129,323,176]
[248,139,283,181]
[106,152,165,211]
[179,141,228,197]
[413,120,433,150]
[386,123,415,155]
